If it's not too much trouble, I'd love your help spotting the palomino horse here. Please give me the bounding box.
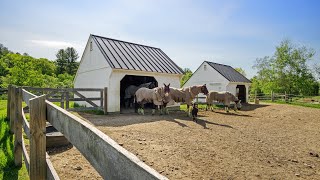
[206,91,242,112]
[124,82,155,108]
[169,84,209,116]
[135,83,171,115]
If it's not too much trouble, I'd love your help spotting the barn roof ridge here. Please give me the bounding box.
[91,34,160,50]
[90,34,184,74]
[205,61,252,83]
[204,61,232,68]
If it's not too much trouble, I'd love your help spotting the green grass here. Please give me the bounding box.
[180,104,221,111]
[0,100,29,180]
[261,99,320,109]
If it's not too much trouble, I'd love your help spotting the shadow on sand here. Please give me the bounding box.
[195,118,233,129]
[239,103,269,111]
[79,110,234,130]
[212,111,252,117]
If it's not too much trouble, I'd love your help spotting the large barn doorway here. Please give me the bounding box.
[120,75,158,113]
[236,85,246,103]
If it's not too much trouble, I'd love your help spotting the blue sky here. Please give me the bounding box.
[1,0,320,78]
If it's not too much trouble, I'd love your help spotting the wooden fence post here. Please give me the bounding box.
[254,90,259,104]
[255,90,257,100]
[60,91,65,109]
[14,87,22,167]
[100,90,103,108]
[271,91,274,102]
[29,95,46,179]
[10,86,15,133]
[285,91,288,103]
[104,87,108,115]
[7,85,12,119]
[66,91,69,110]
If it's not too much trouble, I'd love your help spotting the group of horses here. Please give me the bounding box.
[124,82,242,119]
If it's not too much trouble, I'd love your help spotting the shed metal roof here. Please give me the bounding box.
[91,34,184,74]
[206,61,251,83]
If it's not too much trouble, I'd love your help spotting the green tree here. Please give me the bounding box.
[235,67,246,77]
[315,63,320,80]
[180,68,193,87]
[253,40,318,95]
[55,49,67,74]
[0,44,10,58]
[55,47,79,75]
[65,47,79,75]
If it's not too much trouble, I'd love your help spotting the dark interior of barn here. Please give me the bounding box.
[236,85,246,103]
[120,75,158,113]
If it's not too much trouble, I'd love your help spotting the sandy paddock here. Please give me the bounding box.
[49,103,320,179]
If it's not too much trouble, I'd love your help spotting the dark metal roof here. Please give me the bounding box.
[91,34,184,74]
[206,61,251,83]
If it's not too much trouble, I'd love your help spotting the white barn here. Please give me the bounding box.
[183,61,251,103]
[74,34,184,113]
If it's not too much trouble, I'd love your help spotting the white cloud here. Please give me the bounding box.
[29,40,76,48]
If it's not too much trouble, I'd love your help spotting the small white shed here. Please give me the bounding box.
[74,34,184,113]
[183,61,251,103]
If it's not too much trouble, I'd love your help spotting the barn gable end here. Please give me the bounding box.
[183,61,230,91]
[74,35,112,88]
[183,61,251,103]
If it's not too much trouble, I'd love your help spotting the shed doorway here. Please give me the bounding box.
[120,75,157,113]
[236,85,246,103]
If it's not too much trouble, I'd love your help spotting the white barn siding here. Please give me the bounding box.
[183,62,229,102]
[183,62,229,90]
[74,37,112,106]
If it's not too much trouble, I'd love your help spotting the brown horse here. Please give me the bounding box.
[135,83,171,115]
[206,91,242,112]
[168,84,209,116]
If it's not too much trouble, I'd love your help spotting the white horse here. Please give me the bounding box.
[124,82,155,108]
[135,84,171,115]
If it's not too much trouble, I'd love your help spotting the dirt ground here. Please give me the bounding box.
[48,103,320,180]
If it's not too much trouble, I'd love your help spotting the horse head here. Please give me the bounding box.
[235,99,242,110]
[201,84,209,95]
[163,83,170,97]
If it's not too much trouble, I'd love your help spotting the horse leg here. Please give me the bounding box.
[163,103,169,115]
[159,105,163,115]
[134,96,138,113]
[137,103,141,114]
[225,105,229,113]
[187,104,191,117]
[141,104,145,115]
[165,106,169,115]
[152,104,156,115]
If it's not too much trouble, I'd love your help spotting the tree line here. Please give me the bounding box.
[0,44,79,88]
[251,40,319,96]
[180,40,319,96]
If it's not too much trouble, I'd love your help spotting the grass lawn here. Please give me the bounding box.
[264,100,320,109]
[256,96,320,109]
[0,100,29,180]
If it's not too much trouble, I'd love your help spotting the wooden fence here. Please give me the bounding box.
[0,88,7,95]
[22,87,106,111]
[248,91,306,103]
[7,85,167,180]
